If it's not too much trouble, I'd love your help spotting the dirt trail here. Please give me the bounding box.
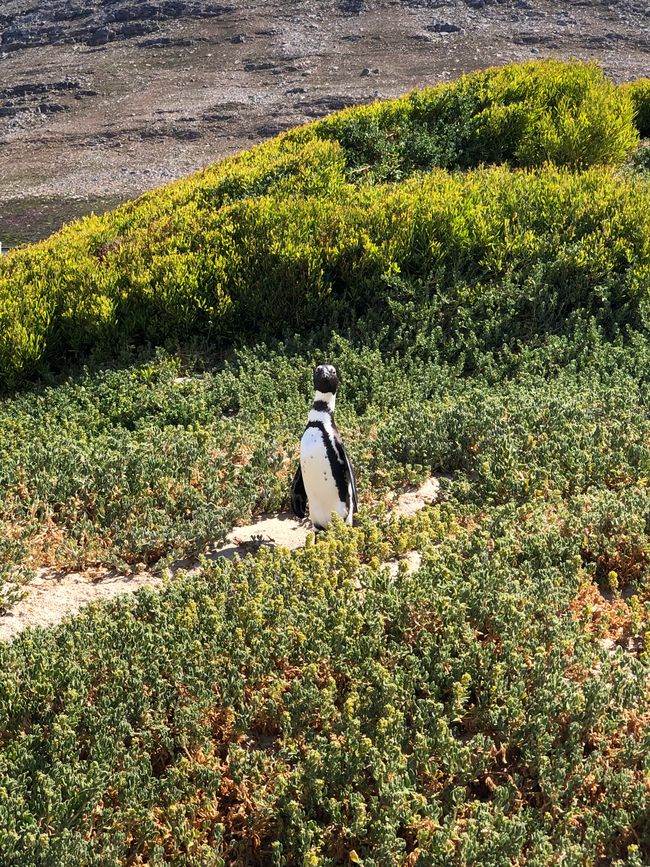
[0,477,441,642]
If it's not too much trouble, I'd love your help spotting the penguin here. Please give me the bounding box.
[291,364,358,531]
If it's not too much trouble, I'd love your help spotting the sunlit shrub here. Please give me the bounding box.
[623,77,650,137]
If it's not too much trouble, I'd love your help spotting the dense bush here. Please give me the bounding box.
[0,510,648,865]
[2,165,650,388]
[311,59,637,179]
[3,329,650,616]
[623,77,650,137]
[0,61,643,389]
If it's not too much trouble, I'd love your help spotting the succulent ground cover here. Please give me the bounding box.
[0,60,649,863]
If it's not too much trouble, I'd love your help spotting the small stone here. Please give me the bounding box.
[427,20,463,33]
[88,27,111,47]
[599,638,617,654]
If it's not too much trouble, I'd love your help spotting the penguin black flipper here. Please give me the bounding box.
[333,428,358,516]
[342,444,358,515]
[291,463,308,519]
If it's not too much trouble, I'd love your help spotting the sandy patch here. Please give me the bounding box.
[0,478,441,642]
[395,477,441,516]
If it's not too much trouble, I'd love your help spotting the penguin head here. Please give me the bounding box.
[314,364,339,395]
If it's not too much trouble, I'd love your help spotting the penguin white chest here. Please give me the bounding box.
[300,426,348,529]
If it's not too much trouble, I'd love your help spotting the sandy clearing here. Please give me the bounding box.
[0,477,441,642]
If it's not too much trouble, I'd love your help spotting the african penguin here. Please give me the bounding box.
[291,364,358,531]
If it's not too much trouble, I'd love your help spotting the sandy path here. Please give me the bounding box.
[0,478,440,642]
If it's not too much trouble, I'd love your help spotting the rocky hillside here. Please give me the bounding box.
[1,0,650,246]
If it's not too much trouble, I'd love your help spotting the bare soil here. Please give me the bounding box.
[1,0,650,247]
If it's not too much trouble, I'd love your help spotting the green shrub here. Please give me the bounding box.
[2,163,650,388]
[0,511,647,864]
[0,61,643,389]
[462,59,638,168]
[311,59,638,178]
[4,328,650,613]
[622,77,650,137]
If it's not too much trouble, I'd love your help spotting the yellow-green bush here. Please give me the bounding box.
[0,61,644,390]
[2,164,650,388]
[309,59,638,176]
[623,77,650,137]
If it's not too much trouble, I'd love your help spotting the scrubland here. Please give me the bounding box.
[0,61,649,865]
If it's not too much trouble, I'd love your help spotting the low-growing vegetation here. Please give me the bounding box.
[0,59,649,863]
[1,510,648,865]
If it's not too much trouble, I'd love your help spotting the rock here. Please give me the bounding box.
[2,83,48,98]
[117,22,157,38]
[199,4,237,16]
[88,27,112,47]
[244,60,277,71]
[385,550,423,581]
[106,4,160,23]
[556,14,577,26]
[257,122,289,137]
[515,33,559,47]
[202,110,236,121]
[340,0,366,14]
[37,102,68,114]
[396,478,441,517]
[50,6,93,23]
[1,28,31,49]
[162,0,191,15]
[229,33,246,43]
[426,21,463,33]
[138,36,193,48]
[583,35,612,48]
[303,95,367,117]
[402,0,448,6]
